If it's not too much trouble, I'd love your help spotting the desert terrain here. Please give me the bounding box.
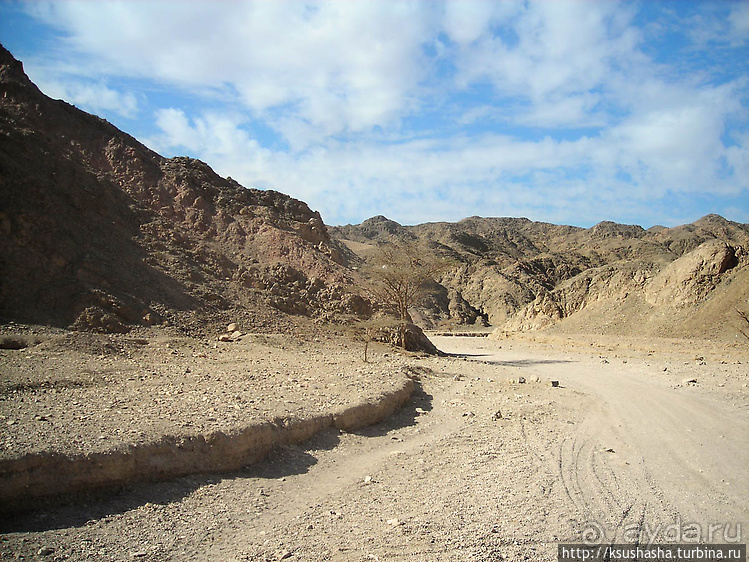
[1,329,747,561]
[2,43,748,561]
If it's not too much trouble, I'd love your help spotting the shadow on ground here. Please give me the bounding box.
[355,380,433,438]
[447,352,576,368]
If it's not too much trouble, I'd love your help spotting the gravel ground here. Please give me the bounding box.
[1,330,747,561]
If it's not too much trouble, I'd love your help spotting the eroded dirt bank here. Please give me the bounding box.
[1,333,747,561]
[0,326,414,514]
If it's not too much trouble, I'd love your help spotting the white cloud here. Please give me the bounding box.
[451,2,639,99]
[729,2,749,40]
[15,0,748,227]
[28,73,139,118]
[28,0,435,148]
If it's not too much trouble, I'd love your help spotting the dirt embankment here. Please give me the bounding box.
[0,324,415,514]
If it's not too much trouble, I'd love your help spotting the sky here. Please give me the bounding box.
[1,1,747,228]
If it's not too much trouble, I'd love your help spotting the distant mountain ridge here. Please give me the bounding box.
[331,214,749,341]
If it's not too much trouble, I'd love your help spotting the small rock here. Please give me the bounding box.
[218,334,232,342]
[37,546,55,556]
[683,378,698,385]
[130,552,147,559]
[452,374,464,381]
[462,411,475,418]
[227,323,238,332]
[549,380,560,388]
[231,330,243,340]
[387,518,403,526]
[603,448,615,453]
[491,410,503,421]
[517,376,526,384]
[363,475,373,484]
[277,550,293,560]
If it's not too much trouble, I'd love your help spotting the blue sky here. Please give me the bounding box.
[1,1,747,228]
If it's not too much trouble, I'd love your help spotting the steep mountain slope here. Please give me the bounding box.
[331,214,749,341]
[0,45,363,333]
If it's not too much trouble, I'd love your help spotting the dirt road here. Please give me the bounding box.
[3,335,747,561]
[433,336,749,548]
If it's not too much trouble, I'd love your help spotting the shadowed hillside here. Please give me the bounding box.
[0,45,366,334]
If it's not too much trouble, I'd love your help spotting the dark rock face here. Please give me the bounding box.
[0,45,358,333]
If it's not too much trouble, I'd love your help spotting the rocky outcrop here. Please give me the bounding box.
[0,45,362,333]
[645,240,738,307]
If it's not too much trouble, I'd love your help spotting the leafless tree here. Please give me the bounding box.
[365,241,453,348]
[737,308,749,341]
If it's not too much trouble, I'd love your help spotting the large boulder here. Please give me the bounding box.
[645,240,738,307]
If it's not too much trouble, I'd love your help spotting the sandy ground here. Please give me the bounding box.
[1,332,747,561]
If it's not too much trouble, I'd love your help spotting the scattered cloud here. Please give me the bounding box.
[25,71,139,119]
[2,0,747,227]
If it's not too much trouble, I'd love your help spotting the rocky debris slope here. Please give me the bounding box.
[332,214,749,341]
[0,45,362,335]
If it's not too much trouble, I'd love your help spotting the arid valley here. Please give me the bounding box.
[1,40,748,562]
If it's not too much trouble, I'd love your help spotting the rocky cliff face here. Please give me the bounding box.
[0,45,362,334]
[332,214,749,341]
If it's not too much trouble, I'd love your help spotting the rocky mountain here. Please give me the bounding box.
[331,214,749,342]
[2,43,747,344]
[0,45,365,334]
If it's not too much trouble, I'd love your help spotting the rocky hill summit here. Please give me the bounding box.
[332,214,749,341]
[0,45,365,334]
